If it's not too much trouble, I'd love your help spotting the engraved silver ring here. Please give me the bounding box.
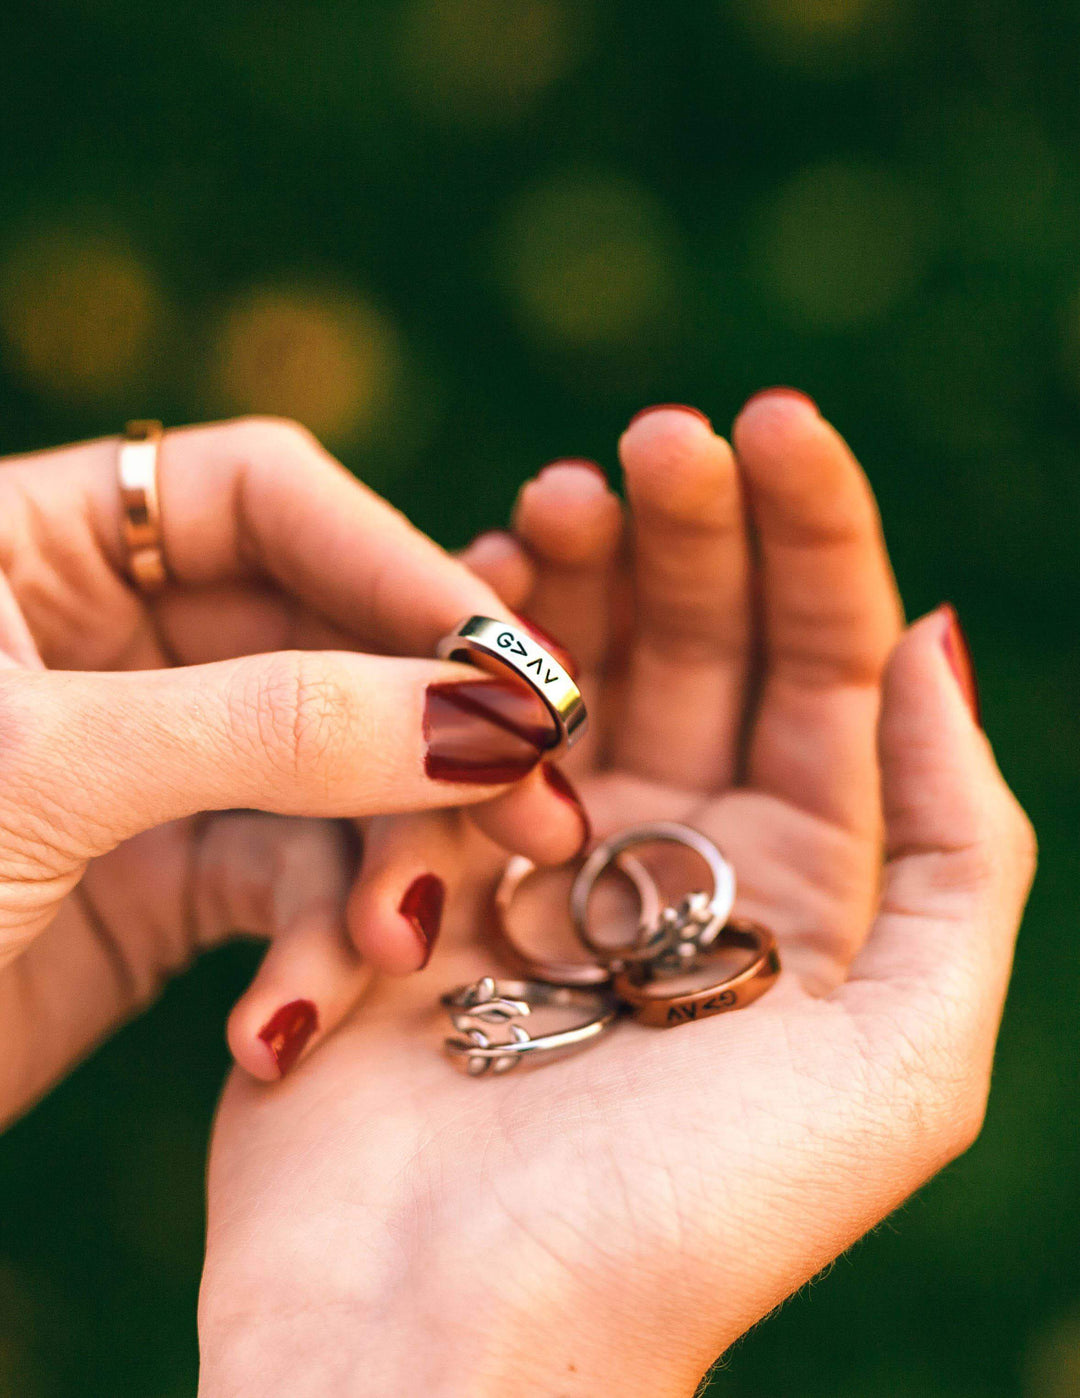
[436,615,588,753]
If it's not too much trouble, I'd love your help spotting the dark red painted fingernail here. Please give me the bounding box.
[626,404,712,431]
[542,763,591,857]
[938,604,982,727]
[740,386,818,415]
[399,873,446,968]
[513,611,578,678]
[537,457,608,484]
[258,1000,318,1078]
[424,677,555,783]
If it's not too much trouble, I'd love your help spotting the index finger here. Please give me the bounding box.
[8,416,507,656]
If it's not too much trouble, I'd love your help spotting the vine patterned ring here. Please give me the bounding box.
[441,977,619,1075]
[570,822,737,971]
[436,616,588,754]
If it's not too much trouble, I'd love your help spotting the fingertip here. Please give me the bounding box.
[459,530,536,609]
[732,387,824,455]
[228,997,319,1081]
[619,405,718,462]
[468,762,589,866]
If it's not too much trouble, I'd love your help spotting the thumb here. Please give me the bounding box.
[841,606,1036,1062]
[0,650,554,873]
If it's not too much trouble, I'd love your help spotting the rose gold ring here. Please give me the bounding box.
[493,852,661,988]
[118,420,167,593]
[613,920,781,1027]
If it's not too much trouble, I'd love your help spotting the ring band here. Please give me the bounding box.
[442,976,618,1075]
[493,852,662,988]
[118,420,167,593]
[613,920,780,1027]
[436,616,587,753]
[571,822,736,968]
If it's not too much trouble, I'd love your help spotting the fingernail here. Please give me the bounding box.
[424,677,554,783]
[740,386,818,415]
[513,611,579,678]
[258,1000,318,1078]
[538,457,608,484]
[399,873,446,969]
[626,404,713,431]
[938,604,982,727]
[542,762,591,857]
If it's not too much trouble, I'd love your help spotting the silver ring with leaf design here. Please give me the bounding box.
[441,977,619,1076]
[570,822,737,974]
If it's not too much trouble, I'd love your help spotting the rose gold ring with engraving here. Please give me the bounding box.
[613,920,781,1028]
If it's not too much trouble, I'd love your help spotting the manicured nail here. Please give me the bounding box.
[538,457,608,484]
[258,1000,318,1078]
[542,762,591,857]
[424,677,554,783]
[740,386,818,415]
[626,404,713,431]
[513,611,578,678]
[939,603,982,727]
[399,873,446,969]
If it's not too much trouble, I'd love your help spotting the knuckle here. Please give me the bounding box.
[226,415,323,461]
[237,652,360,792]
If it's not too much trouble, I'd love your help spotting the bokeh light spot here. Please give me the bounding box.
[0,229,160,403]
[733,0,904,69]
[1024,1304,1080,1398]
[399,0,582,123]
[212,286,400,446]
[758,162,928,328]
[497,174,676,347]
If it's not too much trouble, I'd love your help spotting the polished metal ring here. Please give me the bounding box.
[493,851,662,988]
[571,822,736,971]
[118,420,167,594]
[436,615,587,753]
[441,976,618,1075]
[614,920,780,1027]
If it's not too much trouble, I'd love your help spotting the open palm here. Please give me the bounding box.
[200,399,1034,1398]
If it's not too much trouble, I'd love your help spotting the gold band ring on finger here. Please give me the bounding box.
[118,420,167,593]
[436,616,588,754]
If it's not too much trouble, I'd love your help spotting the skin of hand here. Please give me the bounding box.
[197,396,1035,1398]
[0,416,586,1127]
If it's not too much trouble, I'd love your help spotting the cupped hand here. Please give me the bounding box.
[0,417,584,1126]
[199,396,1035,1397]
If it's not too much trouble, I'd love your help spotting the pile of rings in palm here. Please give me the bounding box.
[436,613,780,1078]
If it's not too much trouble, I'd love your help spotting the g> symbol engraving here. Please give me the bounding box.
[497,631,528,657]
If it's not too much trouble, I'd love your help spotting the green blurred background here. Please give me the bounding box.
[0,0,1077,1393]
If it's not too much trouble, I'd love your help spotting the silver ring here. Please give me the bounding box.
[441,976,618,1075]
[570,822,736,972]
[436,616,587,753]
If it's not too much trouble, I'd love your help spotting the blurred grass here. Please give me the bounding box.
[0,0,1078,1393]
